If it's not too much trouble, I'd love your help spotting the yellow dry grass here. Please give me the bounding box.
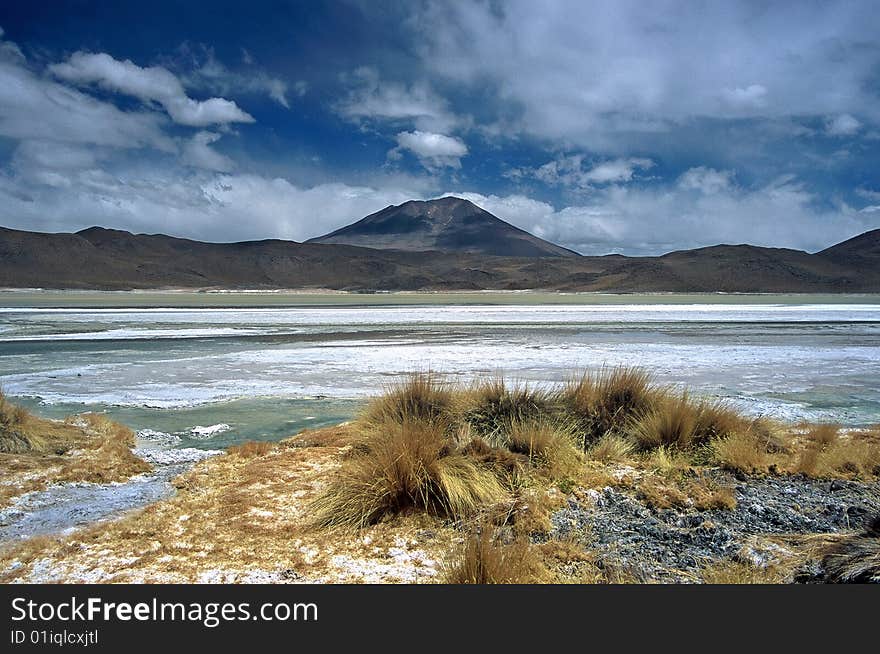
[0,425,459,583]
[310,420,506,529]
[699,560,786,584]
[0,407,150,509]
[442,529,550,584]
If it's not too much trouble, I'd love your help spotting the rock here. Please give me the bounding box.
[549,469,880,583]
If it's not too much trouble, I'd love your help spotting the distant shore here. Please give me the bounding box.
[2,289,880,309]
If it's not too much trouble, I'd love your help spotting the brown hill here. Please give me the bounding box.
[0,224,877,292]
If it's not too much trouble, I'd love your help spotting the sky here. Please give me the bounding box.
[0,0,879,255]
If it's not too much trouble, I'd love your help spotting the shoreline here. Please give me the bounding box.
[2,288,880,309]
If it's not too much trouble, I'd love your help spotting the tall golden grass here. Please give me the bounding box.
[312,369,879,531]
[443,529,549,584]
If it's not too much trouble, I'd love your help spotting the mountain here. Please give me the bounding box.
[306,196,578,257]
[818,228,880,263]
[0,220,878,293]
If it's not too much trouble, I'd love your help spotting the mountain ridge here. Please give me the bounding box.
[306,196,579,257]
[0,222,878,292]
[0,198,878,292]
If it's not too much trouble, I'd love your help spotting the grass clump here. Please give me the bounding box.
[636,473,736,511]
[819,514,880,583]
[793,424,880,479]
[587,434,634,463]
[712,430,771,474]
[700,560,785,584]
[559,367,655,445]
[362,372,453,426]
[311,421,505,529]
[632,393,744,452]
[459,379,555,443]
[0,391,45,453]
[228,441,275,458]
[443,529,548,584]
[505,419,582,479]
[57,413,151,483]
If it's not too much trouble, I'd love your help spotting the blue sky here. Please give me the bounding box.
[1,0,879,254]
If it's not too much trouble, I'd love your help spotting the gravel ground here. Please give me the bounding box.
[551,471,880,582]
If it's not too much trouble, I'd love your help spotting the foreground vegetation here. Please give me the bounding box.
[0,391,151,508]
[303,369,879,583]
[0,371,877,584]
[313,370,879,526]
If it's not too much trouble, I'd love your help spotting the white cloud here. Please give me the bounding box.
[181,132,234,172]
[720,84,768,110]
[409,2,880,148]
[180,47,296,109]
[392,130,468,170]
[0,39,172,151]
[825,113,862,136]
[50,52,254,126]
[0,160,426,243]
[581,158,653,184]
[447,175,878,255]
[337,67,459,133]
[525,156,653,188]
[677,167,734,194]
[856,188,880,202]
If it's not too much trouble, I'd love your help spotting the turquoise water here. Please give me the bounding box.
[1,293,879,449]
[12,396,362,450]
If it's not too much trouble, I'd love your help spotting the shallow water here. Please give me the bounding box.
[0,448,217,543]
[1,294,879,446]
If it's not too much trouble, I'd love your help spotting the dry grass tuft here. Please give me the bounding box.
[636,476,689,510]
[700,560,785,584]
[443,529,549,584]
[0,391,46,453]
[793,424,879,479]
[693,400,748,441]
[559,367,655,445]
[638,473,737,511]
[712,430,770,474]
[55,413,151,483]
[819,514,880,583]
[459,379,554,442]
[505,419,582,479]
[587,434,634,463]
[632,393,744,452]
[311,421,505,529]
[643,445,694,475]
[362,372,453,426]
[686,476,737,510]
[631,393,698,450]
[228,440,275,458]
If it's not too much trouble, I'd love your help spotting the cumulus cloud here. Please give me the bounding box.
[520,156,653,188]
[447,175,878,256]
[825,113,862,136]
[409,1,880,148]
[677,167,734,194]
[181,132,234,172]
[0,163,423,243]
[50,52,254,126]
[391,130,468,170]
[0,36,172,151]
[337,67,459,133]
